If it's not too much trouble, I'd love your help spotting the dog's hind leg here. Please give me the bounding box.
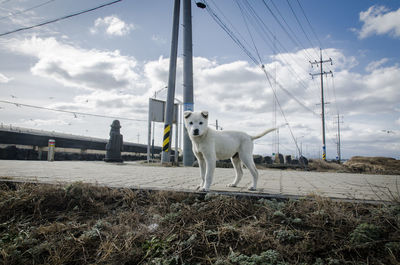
[227,154,243,187]
[240,154,259,191]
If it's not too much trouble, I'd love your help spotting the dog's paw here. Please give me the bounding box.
[199,187,210,192]
[196,183,205,190]
[247,186,257,191]
[227,183,237,187]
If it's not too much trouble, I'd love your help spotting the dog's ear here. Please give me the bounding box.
[201,111,209,119]
[183,111,192,119]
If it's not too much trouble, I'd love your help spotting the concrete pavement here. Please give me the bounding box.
[0,160,399,202]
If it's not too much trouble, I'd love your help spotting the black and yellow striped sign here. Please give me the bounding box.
[322,153,326,160]
[162,124,171,152]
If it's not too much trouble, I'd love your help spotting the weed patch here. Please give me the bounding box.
[0,182,399,264]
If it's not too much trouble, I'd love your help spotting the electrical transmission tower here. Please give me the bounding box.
[310,49,333,161]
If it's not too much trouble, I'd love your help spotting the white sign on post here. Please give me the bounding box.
[147,98,179,162]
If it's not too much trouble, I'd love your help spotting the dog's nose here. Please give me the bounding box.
[193,129,199,135]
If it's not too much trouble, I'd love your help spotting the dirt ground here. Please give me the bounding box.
[1,182,399,265]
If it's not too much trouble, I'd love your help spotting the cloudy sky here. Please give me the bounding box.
[0,0,399,160]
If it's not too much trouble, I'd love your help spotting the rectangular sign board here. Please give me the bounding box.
[149,98,178,123]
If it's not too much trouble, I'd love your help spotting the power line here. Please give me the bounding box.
[204,1,259,65]
[205,0,318,116]
[260,0,313,61]
[285,0,319,57]
[235,0,263,64]
[295,0,323,48]
[268,0,314,59]
[204,0,308,160]
[0,0,122,37]
[0,100,147,122]
[231,0,318,116]
[238,0,319,110]
[207,0,254,54]
[0,0,57,21]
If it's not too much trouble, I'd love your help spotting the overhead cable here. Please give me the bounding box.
[0,0,122,37]
[0,0,57,20]
[0,100,147,122]
[285,0,319,57]
[203,0,312,159]
[205,1,259,65]
[295,0,323,49]
[240,0,318,104]
[260,0,313,61]
[268,0,314,59]
[224,0,318,116]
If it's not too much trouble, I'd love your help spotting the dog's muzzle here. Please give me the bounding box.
[193,129,199,136]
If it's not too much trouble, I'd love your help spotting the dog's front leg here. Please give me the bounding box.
[195,153,206,190]
[201,153,216,192]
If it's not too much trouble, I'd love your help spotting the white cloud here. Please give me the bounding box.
[365,58,388,72]
[357,5,400,39]
[0,73,11,83]
[142,48,400,119]
[331,64,400,115]
[91,16,135,36]
[141,49,400,158]
[6,36,141,91]
[3,40,399,158]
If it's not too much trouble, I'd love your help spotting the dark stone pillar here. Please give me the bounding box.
[105,120,123,162]
[285,155,292,165]
[274,153,284,164]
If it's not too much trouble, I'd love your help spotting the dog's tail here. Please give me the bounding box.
[251,128,277,140]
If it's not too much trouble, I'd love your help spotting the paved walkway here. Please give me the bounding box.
[0,160,399,202]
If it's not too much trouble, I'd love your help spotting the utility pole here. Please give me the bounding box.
[182,0,195,166]
[215,120,218,130]
[161,0,180,164]
[335,114,343,163]
[310,49,333,161]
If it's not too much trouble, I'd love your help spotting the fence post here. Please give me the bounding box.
[48,139,55,162]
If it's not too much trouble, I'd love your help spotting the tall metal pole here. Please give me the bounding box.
[161,0,180,164]
[147,98,151,162]
[182,0,194,166]
[337,115,341,163]
[319,50,326,161]
[336,114,343,163]
[310,49,333,161]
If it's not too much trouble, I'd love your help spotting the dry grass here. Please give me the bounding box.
[308,159,347,172]
[344,156,400,175]
[1,182,399,265]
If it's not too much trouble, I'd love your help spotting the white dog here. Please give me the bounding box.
[184,111,276,192]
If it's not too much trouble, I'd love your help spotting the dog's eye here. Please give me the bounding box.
[199,122,203,125]
[189,122,193,125]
